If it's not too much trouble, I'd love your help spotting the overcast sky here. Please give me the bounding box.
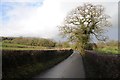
[0,0,119,42]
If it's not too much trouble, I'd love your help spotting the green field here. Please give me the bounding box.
[94,40,119,54]
[2,43,71,50]
[1,37,119,54]
[95,46,119,54]
[2,42,119,54]
[1,37,71,50]
[2,43,48,50]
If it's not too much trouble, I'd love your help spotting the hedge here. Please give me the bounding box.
[2,49,73,79]
[83,50,120,78]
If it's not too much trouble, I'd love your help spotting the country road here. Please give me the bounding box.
[33,51,85,79]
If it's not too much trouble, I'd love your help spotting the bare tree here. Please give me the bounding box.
[59,3,111,54]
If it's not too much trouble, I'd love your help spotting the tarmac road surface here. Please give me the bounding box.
[33,50,85,79]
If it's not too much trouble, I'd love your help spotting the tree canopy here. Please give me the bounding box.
[59,3,111,54]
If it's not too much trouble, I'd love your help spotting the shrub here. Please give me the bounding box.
[2,49,73,79]
[83,50,120,78]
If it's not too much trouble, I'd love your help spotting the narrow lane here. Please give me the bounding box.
[33,51,85,78]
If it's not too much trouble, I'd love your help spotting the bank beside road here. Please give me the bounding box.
[2,49,73,79]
